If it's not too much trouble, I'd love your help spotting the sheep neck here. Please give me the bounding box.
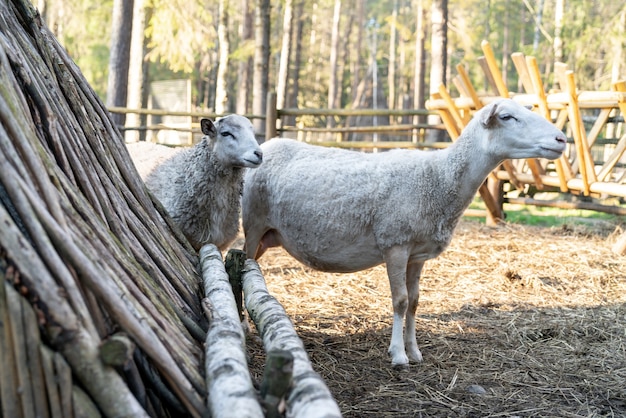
[443,123,501,209]
[195,140,237,178]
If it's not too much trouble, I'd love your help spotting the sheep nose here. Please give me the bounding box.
[255,150,263,163]
[555,133,567,145]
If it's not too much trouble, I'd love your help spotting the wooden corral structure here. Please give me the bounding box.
[0,0,340,417]
[427,41,626,254]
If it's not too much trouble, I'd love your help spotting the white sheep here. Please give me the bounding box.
[128,115,262,251]
[241,99,567,367]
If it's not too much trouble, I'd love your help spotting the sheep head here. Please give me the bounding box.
[477,98,567,161]
[201,115,263,169]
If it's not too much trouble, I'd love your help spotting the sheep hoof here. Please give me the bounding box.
[392,362,410,371]
[408,349,423,363]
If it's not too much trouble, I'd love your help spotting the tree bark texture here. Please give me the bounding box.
[327,0,341,118]
[236,0,253,114]
[252,0,270,139]
[125,0,151,142]
[426,0,448,142]
[261,349,294,418]
[200,244,264,418]
[276,0,294,111]
[215,0,230,114]
[243,260,342,418]
[106,0,133,127]
[0,0,206,415]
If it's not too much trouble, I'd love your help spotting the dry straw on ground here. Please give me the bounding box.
[245,218,626,417]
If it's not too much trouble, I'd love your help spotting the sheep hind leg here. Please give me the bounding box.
[383,246,411,368]
[404,261,424,362]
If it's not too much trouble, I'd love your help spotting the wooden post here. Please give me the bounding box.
[480,181,504,226]
[265,91,278,143]
[261,349,294,418]
[481,40,509,98]
[225,249,246,321]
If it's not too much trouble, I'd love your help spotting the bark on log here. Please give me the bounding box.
[242,259,342,418]
[200,244,264,418]
[100,333,135,368]
[261,349,294,418]
[225,249,246,321]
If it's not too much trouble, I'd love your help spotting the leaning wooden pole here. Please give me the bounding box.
[242,260,342,418]
[200,245,264,418]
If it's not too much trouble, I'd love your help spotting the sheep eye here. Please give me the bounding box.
[221,131,233,138]
[499,114,516,121]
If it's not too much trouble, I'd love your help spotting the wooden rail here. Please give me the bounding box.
[108,98,441,146]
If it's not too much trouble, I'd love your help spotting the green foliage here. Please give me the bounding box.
[47,0,626,110]
[50,0,113,97]
[146,0,216,74]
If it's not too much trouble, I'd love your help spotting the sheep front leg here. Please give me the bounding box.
[405,260,424,362]
[383,246,411,368]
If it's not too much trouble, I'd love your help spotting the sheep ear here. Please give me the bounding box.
[481,102,500,128]
[201,118,217,137]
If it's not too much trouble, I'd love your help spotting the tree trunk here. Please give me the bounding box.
[327,0,341,129]
[285,0,304,127]
[426,0,448,142]
[501,0,510,87]
[413,0,426,126]
[532,0,545,53]
[106,0,133,127]
[276,0,294,112]
[351,0,365,105]
[387,0,398,111]
[236,0,253,114]
[125,0,151,142]
[215,0,230,115]
[252,0,270,140]
[553,0,564,64]
[338,1,354,109]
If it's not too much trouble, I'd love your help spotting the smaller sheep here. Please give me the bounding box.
[128,115,262,251]
[242,99,567,368]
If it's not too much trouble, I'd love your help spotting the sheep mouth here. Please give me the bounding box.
[540,147,565,159]
[243,158,263,167]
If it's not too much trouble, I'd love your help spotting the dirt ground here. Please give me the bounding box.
[244,217,626,417]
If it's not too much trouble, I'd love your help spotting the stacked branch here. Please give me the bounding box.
[0,0,207,415]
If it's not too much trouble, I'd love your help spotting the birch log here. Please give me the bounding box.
[200,244,264,418]
[242,259,342,418]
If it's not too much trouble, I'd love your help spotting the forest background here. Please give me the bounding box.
[34,0,626,137]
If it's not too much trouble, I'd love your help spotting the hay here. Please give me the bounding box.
[247,219,626,417]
